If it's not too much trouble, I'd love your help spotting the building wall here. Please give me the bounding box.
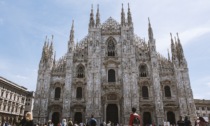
[33,6,197,126]
[0,77,33,126]
[194,99,210,121]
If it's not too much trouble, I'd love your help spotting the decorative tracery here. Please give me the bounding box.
[77,65,85,78]
[107,39,115,56]
[139,64,148,77]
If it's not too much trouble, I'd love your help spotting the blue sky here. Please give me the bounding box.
[0,0,210,99]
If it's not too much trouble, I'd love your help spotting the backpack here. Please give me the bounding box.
[133,115,140,125]
[68,121,73,126]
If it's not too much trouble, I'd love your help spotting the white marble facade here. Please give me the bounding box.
[33,5,196,126]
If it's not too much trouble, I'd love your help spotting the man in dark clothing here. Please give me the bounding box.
[184,116,191,126]
[88,115,97,126]
[177,116,184,126]
[19,118,26,126]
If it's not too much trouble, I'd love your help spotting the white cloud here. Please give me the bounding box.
[180,27,210,45]
[16,75,28,80]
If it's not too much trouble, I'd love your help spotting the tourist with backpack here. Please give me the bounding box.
[88,115,97,126]
[129,107,142,126]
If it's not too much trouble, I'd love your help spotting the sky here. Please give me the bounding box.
[0,0,210,99]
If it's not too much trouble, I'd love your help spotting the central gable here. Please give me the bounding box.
[101,17,121,35]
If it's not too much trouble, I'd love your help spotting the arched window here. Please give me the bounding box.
[107,38,115,56]
[139,64,148,77]
[76,87,82,99]
[54,87,61,100]
[142,86,149,99]
[164,86,171,97]
[77,65,85,78]
[108,69,116,82]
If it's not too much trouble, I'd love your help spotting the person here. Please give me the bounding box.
[19,117,26,126]
[88,115,97,126]
[48,120,53,126]
[3,121,8,126]
[24,112,34,126]
[129,107,142,126]
[106,121,111,126]
[177,116,184,126]
[184,116,191,126]
[198,117,207,126]
[68,118,73,126]
[62,119,67,126]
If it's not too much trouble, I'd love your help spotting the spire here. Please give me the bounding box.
[121,3,125,26]
[177,32,183,53]
[127,3,132,26]
[167,49,171,61]
[68,20,74,53]
[148,18,153,40]
[170,33,177,61]
[176,32,184,60]
[50,35,54,53]
[53,51,56,67]
[89,5,95,28]
[70,20,74,43]
[96,4,100,27]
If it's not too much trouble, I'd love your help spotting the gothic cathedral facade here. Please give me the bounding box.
[33,4,196,126]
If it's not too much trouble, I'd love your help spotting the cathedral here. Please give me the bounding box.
[33,4,196,126]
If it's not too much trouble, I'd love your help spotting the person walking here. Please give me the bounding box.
[177,116,184,126]
[184,116,191,126]
[68,118,73,126]
[129,107,142,126]
[88,115,97,126]
[24,112,34,126]
[198,117,207,126]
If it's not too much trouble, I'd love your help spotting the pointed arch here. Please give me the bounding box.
[54,87,61,100]
[106,37,116,56]
[164,86,171,97]
[77,64,85,78]
[76,87,82,99]
[139,64,148,77]
[108,69,116,82]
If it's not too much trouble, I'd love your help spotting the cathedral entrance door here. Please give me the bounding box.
[106,104,118,125]
[143,112,152,126]
[52,112,60,125]
[74,112,82,124]
[167,111,176,125]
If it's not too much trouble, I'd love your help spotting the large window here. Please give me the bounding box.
[164,86,171,98]
[142,86,149,99]
[77,65,85,78]
[76,87,82,99]
[54,87,61,100]
[107,38,116,56]
[139,64,148,77]
[108,69,116,82]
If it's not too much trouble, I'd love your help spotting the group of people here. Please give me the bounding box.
[3,108,210,126]
[177,116,210,126]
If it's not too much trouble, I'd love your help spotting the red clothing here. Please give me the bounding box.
[129,113,141,126]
